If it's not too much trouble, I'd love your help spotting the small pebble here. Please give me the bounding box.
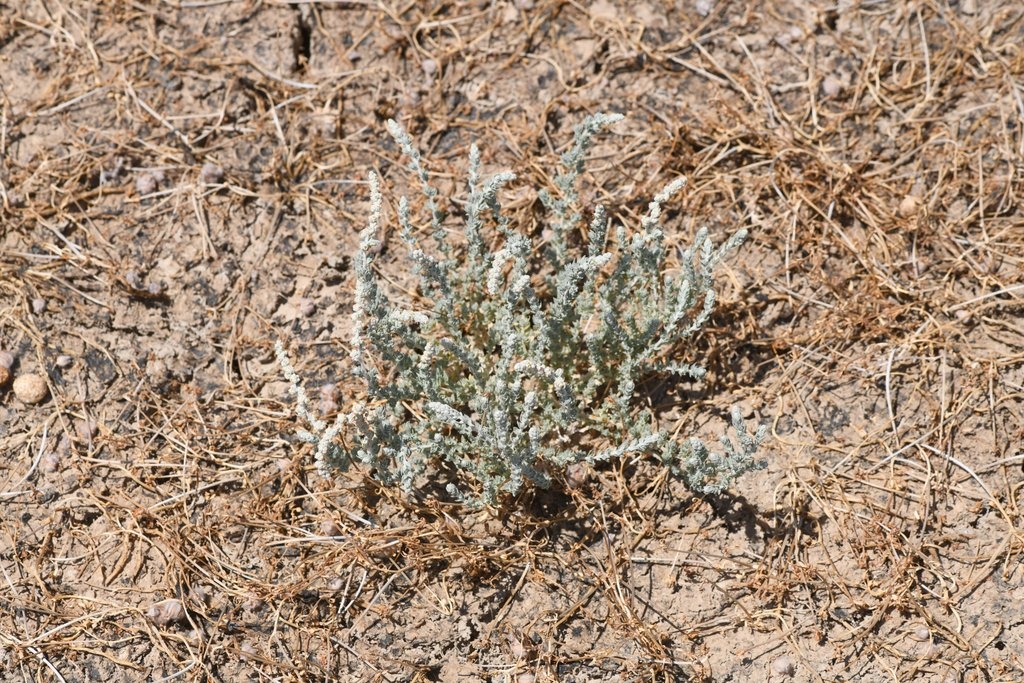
[125,270,145,290]
[320,519,344,537]
[0,352,12,388]
[39,434,69,474]
[136,173,160,196]
[199,162,224,185]
[136,169,166,195]
[31,298,47,314]
[899,195,920,218]
[13,374,48,404]
[146,599,186,627]
[39,449,63,474]
[76,418,98,442]
[565,461,591,490]
[319,383,339,414]
[821,74,843,98]
[775,26,803,47]
[772,655,795,676]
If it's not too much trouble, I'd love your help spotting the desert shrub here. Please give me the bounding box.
[277,114,766,506]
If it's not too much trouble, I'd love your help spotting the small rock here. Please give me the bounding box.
[821,74,843,98]
[39,436,69,474]
[31,298,47,314]
[319,383,339,414]
[136,172,161,196]
[145,358,169,385]
[320,519,344,537]
[137,176,155,195]
[775,26,803,47]
[199,162,224,185]
[565,462,591,490]
[772,655,795,676]
[39,450,62,474]
[899,195,920,218]
[125,270,145,290]
[146,598,186,627]
[13,374,48,404]
[0,351,13,387]
[76,418,98,443]
[695,0,714,17]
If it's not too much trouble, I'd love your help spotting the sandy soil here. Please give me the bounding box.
[1,1,1022,681]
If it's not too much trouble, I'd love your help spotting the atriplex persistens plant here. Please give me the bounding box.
[277,113,766,506]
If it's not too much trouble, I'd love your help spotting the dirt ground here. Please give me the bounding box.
[1,1,1022,681]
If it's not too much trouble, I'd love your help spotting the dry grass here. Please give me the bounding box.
[1,1,1022,681]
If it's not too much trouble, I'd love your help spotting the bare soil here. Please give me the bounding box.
[1,2,1022,681]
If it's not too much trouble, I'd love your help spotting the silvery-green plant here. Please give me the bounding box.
[277,113,766,506]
